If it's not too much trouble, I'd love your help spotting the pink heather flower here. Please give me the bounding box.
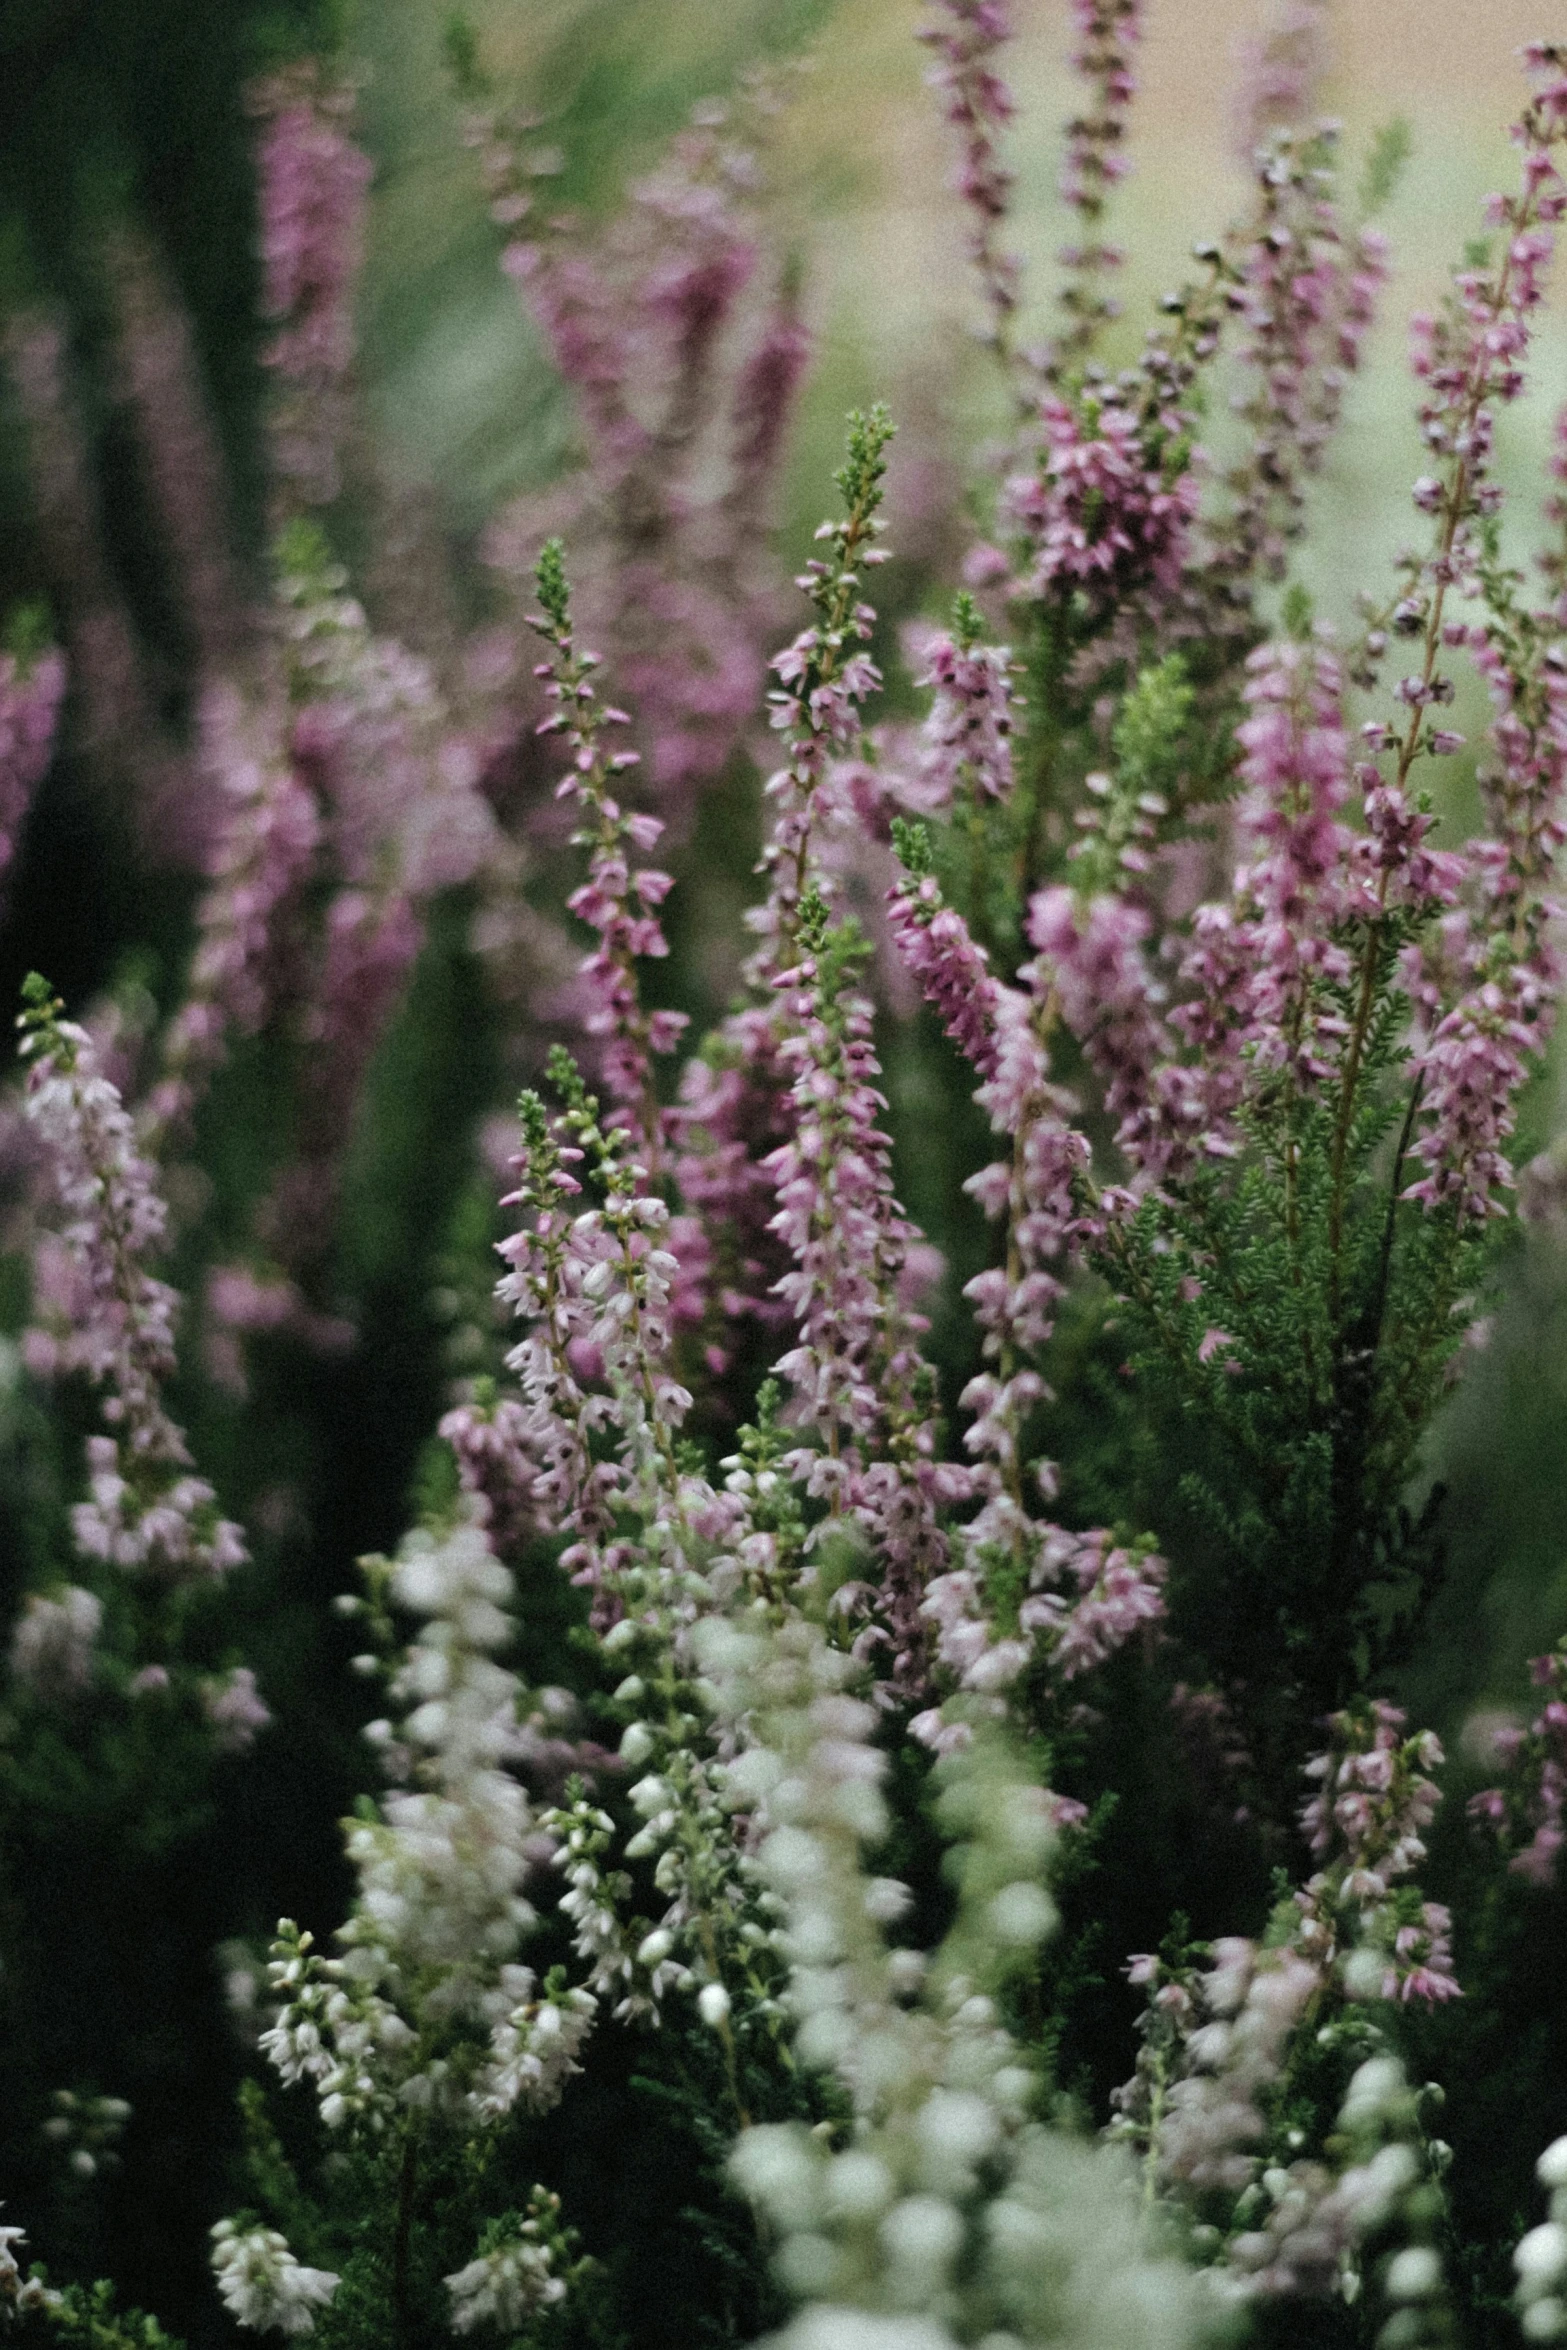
[961,977,1091,1391]
[1541,400,1567,624]
[1204,136,1389,606]
[764,928,934,1453]
[1044,0,1144,377]
[1470,1641,1567,1885]
[707,406,894,1338]
[667,1007,797,1365]
[1059,0,1142,220]
[635,138,758,406]
[1006,390,1196,611]
[279,549,496,899]
[144,681,321,1146]
[1211,635,1356,1091]
[886,875,1004,1079]
[502,244,646,487]
[529,552,688,1169]
[20,995,246,1582]
[251,68,373,507]
[1019,1528,1166,1677]
[439,1389,541,1560]
[1291,1701,1459,2002]
[727,288,812,515]
[486,1075,728,1628]
[1027,883,1188,1178]
[1231,0,1328,160]
[490,104,804,827]
[1404,637,1567,1223]
[917,0,1021,362]
[0,640,65,883]
[111,230,245,676]
[491,1112,613,1602]
[259,888,425,1270]
[911,626,1018,806]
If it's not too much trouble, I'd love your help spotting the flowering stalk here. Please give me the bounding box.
[211,2223,339,2338]
[1232,0,1330,158]
[666,410,897,1380]
[765,893,959,1688]
[0,613,65,886]
[239,524,495,1275]
[711,1616,1197,2350]
[110,227,246,678]
[1116,1705,1456,2299]
[249,62,372,514]
[917,1,1022,379]
[529,540,686,1169]
[143,680,321,1148]
[475,80,806,818]
[1202,128,1390,620]
[753,405,895,971]
[1050,0,1145,382]
[19,976,245,1581]
[910,592,1020,816]
[1515,2134,1567,2342]
[1469,1635,1567,1884]
[1337,49,1567,1243]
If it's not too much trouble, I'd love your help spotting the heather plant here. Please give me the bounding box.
[5,9,1567,2350]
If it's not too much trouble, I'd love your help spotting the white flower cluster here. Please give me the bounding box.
[0,2211,54,2318]
[702,1618,1197,2350]
[210,2221,339,2337]
[258,1517,564,2130]
[470,1968,597,2120]
[347,1522,536,1999]
[258,1920,416,2132]
[1516,2135,1567,2340]
[41,2087,132,2180]
[20,1009,247,1582]
[9,1584,101,1696]
[444,2194,570,2335]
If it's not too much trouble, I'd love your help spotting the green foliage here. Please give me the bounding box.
[2,601,53,670]
[1359,117,1414,218]
[533,540,572,641]
[13,2278,181,2350]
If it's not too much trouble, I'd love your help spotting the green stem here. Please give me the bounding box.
[392,2127,418,2350]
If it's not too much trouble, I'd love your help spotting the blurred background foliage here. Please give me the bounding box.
[4,1,1567,2343]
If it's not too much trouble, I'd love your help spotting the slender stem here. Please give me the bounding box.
[391,2126,418,2350]
[1367,1074,1425,1361]
[1326,215,1532,1293]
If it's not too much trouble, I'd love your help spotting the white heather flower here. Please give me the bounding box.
[698,1981,732,2027]
[9,1585,102,1695]
[210,2221,339,2336]
[1385,2246,1443,2301]
[20,1003,247,1583]
[1518,2225,1567,2289]
[470,1977,597,2121]
[444,2210,566,2335]
[0,2218,27,2300]
[765,2313,958,2350]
